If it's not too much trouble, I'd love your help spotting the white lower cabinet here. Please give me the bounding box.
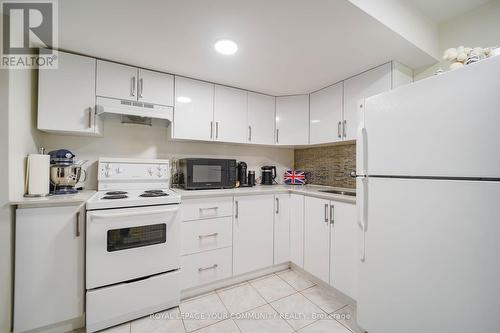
[290,194,305,267]
[14,204,85,333]
[181,247,233,290]
[304,196,331,283]
[181,217,232,255]
[274,193,290,264]
[329,201,358,299]
[233,195,274,275]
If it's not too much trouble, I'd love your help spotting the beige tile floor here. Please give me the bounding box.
[94,269,363,333]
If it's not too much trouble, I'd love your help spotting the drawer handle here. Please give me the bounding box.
[198,264,218,272]
[199,206,219,211]
[198,232,219,239]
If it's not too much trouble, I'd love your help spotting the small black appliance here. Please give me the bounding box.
[237,161,248,187]
[261,166,277,185]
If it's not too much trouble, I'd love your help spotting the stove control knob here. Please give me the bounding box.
[157,165,162,170]
[157,172,163,178]
[116,167,123,174]
[105,170,112,177]
[105,163,112,170]
[148,167,154,176]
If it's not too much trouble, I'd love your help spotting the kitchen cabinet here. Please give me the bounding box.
[289,194,304,267]
[391,61,413,89]
[310,82,343,144]
[14,204,85,333]
[233,195,274,275]
[303,196,331,283]
[343,63,391,141]
[274,193,290,264]
[173,76,215,141]
[137,68,174,106]
[329,201,358,300]
[247,92,276,145]
[97,60,174,106]
[276,95,309,145]
[38,50,102,136]
[214,85,248,143]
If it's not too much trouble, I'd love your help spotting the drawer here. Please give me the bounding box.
[181,247,232,290]
[181,197,233,221]
[86,270,180,332]
[181,217,232,255]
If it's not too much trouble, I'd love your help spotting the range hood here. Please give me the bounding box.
[95,96,173,121]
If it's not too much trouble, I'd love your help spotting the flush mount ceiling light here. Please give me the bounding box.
[214,39,238,55]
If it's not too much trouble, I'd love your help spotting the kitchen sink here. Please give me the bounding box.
[319,189,356,197]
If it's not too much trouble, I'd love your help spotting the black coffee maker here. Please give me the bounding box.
[237,161,248,187]
[261,166,277,185]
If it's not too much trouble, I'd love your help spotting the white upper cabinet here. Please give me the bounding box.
[329,201,358,300]
[343,63,391,141]
[247,92,276,145]
[309,82,343,144]
[214,85,248,143]
[38,50,101,136]
[173,77,214,141]
[137,68,174,106]
[96,60,138,101]
[276,95,309,145]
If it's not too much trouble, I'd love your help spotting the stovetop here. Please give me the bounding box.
[86,188,181,210]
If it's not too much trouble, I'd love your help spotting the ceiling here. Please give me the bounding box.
[58,0,437,96]
[402,0,490,23]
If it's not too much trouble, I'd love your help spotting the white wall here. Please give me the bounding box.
[0,67,12,333]
[38,117,294,189]
[415,0,500,80]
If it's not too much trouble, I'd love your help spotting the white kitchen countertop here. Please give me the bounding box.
[172,184,356,204]
[10,190,97,208]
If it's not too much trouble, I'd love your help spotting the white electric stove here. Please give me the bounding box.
[85,158,181,332]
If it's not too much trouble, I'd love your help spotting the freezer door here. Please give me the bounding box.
[358,177,500,333]
[362,55,500,178]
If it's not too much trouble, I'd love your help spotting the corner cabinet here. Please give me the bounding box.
[233,195,274,275]
[38,50,102,136]
[247,92,276,145]
[309,82,343,144]
[14,204,85,333]
[276,95,309,145]
[173,76,215,141]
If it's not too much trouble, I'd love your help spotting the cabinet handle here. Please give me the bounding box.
[139,78,144,98]
[88,107,93,129]
[198,264,218,272]
[324,204,329,223]
[248,125,252,141]
[199,206,218,211]
[76,211,81,237]
[198,232,219,239]
[276,197,280,214]
[337,121,342,138]
[215,122,219,139]
[276,129,279,143]
[131,77,136,97]
[330,205,335,225]
[235,200,239,219]
[343,120,347,138]
[210,121,213,139]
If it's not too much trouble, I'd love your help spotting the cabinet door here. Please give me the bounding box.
[247,92,276,145]
[274,193,290,264]
[14,205,84,332]
[233,195,274,275]
[173,77,214,141]
[330,201,358,300]
[96,60,138,101]
[304,196,330,283]
[138,68,174,106]
[214,85,248,143]
[310,82,343,144]
[276,95,309,145]
[289,194,304,267]
[38,50,100,135]
[343,63,391,140]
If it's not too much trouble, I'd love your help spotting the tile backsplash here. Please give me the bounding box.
[294,143,356,188]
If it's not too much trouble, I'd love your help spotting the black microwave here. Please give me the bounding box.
[178,158,237,190]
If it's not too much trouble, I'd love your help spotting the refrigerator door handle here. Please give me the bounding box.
[357,176,368,262]
[356,101,368,177]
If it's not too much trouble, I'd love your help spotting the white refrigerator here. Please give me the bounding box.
[356,55,500,333]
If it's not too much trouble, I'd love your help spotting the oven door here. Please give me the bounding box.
[86,205,180,289]
[185,159,226,189]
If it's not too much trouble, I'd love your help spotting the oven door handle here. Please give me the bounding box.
[89,206,179,219]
